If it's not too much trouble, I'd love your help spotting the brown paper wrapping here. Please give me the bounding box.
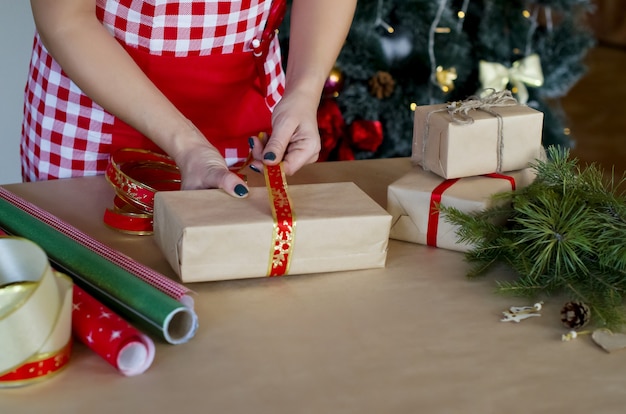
[411,103,544,179]
[153,182,392,282]
[387,167,536,252]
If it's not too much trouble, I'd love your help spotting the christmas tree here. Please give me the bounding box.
[279,0,595,161]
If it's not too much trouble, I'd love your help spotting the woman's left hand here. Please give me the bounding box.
[248,89,321,175]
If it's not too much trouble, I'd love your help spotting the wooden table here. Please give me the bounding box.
[2,158,625,414]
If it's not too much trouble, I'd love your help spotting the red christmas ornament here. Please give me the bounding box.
[316,98,346,161]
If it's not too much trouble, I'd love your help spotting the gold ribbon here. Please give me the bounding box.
[478,53,544,104]
[0,237,73,387]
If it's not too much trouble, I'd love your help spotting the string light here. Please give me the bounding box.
[427,0,449,103]
[456,0,471,33]
[375,0,394,33]
[524,6,539,56]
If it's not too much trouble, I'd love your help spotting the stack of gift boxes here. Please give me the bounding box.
[387,94,545,252]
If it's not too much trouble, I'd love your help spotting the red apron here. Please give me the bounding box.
[109,46,271,162]
[107,0,288,163]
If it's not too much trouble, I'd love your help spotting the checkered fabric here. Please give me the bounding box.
[21,0,285,181]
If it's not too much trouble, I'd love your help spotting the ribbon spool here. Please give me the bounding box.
[104,148,254,234]
[0,237,73,387]
[104,148,181,235]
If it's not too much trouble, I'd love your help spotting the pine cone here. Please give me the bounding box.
[368,71,396,99]
[560,301,591,329]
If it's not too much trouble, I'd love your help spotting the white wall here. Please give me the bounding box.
[0,3,35,184]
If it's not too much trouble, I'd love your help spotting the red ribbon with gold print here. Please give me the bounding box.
[264,164,295,277]
[426,173,516,247]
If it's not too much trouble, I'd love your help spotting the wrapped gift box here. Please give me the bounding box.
[387,167,536,252]
[411,103,544,179]
[153,182,392,282]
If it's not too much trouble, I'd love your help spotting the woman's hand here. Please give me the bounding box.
[249,89,321,175]
[30,0,247,197]
[249,0,357,176]
[169,124,249,196]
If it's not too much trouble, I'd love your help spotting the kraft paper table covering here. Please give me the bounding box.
[2,158,626,414]
[154,182,391,282]
[387,166,536,252]
[0,190,197,345]
[411,103,544,179]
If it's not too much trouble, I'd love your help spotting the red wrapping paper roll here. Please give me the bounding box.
[72,285,155,376]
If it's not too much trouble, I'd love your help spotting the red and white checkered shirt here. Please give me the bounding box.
[21,0,284,181]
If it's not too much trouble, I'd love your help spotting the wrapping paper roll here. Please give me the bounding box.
[0,187,191,302]
[0,189,197,345]
[72,286,155,376]
[0,237,73,387]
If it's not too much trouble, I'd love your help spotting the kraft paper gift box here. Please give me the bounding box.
[387,167,536,252]
[411,103,544,179]
[153,182,392,283]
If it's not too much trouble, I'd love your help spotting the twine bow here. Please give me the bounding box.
[479,53,544,104]
[422,90,519,174]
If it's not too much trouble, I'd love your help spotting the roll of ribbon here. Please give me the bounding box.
[104,148,253,234]
[0,237,73,387]
[72,285,155,376]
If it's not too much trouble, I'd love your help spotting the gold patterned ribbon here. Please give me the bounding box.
[264,164,295,276]
[0,237,73,387]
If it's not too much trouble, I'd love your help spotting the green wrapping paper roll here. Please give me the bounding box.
[0,196,197,345]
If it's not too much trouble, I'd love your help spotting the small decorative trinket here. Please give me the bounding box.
[591,329,626,353]
[500,302,543,323]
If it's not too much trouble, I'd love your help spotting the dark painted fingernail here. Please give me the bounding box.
[234,184,248,197]
[264,152,276,161]
[249,164,262,173]
[248,137,254,149]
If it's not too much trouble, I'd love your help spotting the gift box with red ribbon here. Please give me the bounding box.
[387,166,536,252]
[153,167,392,283]
[411,93,544,180]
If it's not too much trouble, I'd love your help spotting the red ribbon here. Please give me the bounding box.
[264,164,295,276]
[483,173,517,190]
[426,179,461,247]
[104,148,251,234]
[104,149,181,234]
[0,341,72,385]
[426,174,516,247]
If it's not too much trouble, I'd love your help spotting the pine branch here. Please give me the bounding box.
[443,146,626,328]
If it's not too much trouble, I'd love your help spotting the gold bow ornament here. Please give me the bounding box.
[0,237,73,387]
[478,53,544,104]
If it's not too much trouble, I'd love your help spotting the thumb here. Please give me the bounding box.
[262,123,294,165]
[219,170,250,198]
